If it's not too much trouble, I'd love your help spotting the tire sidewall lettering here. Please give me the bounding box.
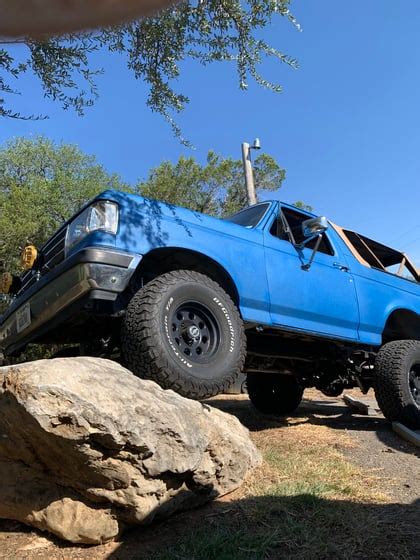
[212,296,235,353]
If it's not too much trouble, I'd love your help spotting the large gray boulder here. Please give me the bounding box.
[0,358,260,544]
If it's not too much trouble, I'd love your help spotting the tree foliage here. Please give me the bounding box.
[0,137,313,278]
[0,38,100,119]
[0,1,300,138]
[139,150,286,216]
[0,137,127,270]
[294,200,313,212]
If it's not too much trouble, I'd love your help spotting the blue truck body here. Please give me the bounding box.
[2,189,420,427]
[62,190,420,348]
[1,190,419,355]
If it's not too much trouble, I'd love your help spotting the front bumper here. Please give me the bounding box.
[0,248,141,355]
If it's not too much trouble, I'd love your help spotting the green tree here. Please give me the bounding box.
[0,136,310,273]
[0,1,300,139]
[138,150,286,216]
[0,136,128,271]
[294,200,313,212]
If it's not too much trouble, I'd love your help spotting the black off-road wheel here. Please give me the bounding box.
[247,373,304,415]
[374,340,420,430]
[121,270,246,399]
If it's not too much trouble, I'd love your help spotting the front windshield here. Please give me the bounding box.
[225,203,270,228]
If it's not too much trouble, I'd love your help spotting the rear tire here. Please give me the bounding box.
[247,373,304,415]
[374,340,420,430]
[121,270,246,399]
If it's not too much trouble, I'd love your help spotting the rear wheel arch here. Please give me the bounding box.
[382,309,420,344]
[129,247,240,308]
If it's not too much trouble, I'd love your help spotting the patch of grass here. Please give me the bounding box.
[150,404,417,560]
[152,495,417,560]
[155,526,275,560]
[244,421,388,505]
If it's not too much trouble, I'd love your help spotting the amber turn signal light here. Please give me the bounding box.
[21,245,38,270]
[0,272,13,294]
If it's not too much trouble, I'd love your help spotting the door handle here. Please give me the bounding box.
[333,262,350,272]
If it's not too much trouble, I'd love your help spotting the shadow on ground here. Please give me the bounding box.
[208,394,420,459]
[108,493,420,559]
[2,493,416,559]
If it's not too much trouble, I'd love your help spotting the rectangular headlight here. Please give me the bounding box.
[66,200,119,254]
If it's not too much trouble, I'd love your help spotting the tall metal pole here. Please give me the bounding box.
[241,142,257,206]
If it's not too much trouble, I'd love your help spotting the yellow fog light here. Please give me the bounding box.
[0,272,13,294]
[21,245,38,270]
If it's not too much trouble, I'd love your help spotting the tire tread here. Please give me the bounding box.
[122,270,246,399]
[374,339,420,429]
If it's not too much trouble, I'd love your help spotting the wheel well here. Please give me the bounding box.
[382,309,420,343]
[130,248,240,307]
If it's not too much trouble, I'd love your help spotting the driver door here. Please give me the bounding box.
[263,206,360,341]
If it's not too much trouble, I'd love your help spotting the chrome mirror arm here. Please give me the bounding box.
[301,235,322,271]
[296,232,320,250]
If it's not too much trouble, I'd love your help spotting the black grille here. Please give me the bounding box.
[40,227,67,273]
[18,227,67,295]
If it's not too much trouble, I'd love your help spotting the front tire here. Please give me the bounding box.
[121,270,246,399]
[247,373,304,415]
[374,340,420,430]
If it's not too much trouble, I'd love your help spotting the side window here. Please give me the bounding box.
[270,207,335,256]
[342,229,420,283]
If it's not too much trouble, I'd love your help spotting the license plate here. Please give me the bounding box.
[16,302,31,333]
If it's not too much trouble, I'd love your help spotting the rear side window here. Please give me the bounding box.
[343,230,380,268]
[226,203,270,227]
[271,207,334,256]
[342,229,419,282]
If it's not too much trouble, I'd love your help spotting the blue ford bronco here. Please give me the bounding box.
[1,191,419,429]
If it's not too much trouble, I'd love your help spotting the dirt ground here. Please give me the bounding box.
[0,389,418,559]
[303,390,420,504]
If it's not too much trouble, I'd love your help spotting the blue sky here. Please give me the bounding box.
[1,0,419,264]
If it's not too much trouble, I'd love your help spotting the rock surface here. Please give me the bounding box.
[0,358,261,544]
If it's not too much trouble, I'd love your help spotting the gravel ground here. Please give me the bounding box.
[299,389,420,504]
